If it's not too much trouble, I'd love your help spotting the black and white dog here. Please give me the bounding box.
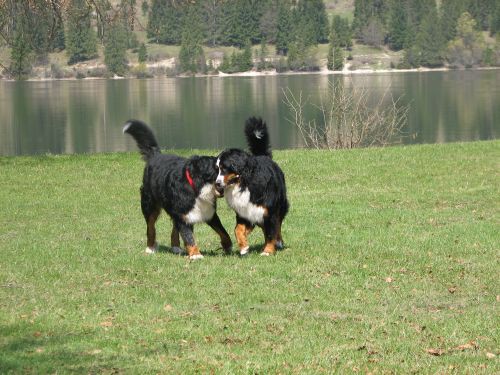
[124,120,232,260]
[215,117,289,256]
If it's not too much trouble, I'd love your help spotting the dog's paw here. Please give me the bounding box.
[276,240,284,250]
[189,254,204,261]
[240,246,249,256]
[260,251,271,256]
[145,243,158,254]
[171,246,185,255]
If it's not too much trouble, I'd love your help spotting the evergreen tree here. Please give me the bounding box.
[327,38,344,71]
[120,0,138,49]
[147,0,184,45]
[388,0,407,50]
[361,17,386,47]
[412,7,445,67]
[331,15,352,48]
[104,20,129,76]
[276,0,293,55]
[178,5,205,73]
[66,0,97,65]
[440,0,466,42]
[466,0,495,31]
[141,0,149,17]
[138,43,147,63]
[334,46,344,70]
[10,26,33,80]
[220,0,261,47]
[219,53,232,72]
[260,0,279,44]
[202,0,225,47]
[490,1,500,36]
[352,0,389,38]
[295,0,329,45]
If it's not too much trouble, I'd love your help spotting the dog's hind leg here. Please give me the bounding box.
[175,221,203,260]
[261,215,279,256]
[207,213,233,254]
[141,189,160,254]
[275,218,284,250]
[170,226,185,255]
[144,208,160,254]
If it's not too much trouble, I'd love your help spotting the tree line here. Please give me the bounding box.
[1,0,499,79]
[353,0,500,68]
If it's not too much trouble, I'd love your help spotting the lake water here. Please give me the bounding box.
[0,70,498,156]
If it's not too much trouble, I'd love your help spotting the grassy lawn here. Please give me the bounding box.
[0,142,498,373]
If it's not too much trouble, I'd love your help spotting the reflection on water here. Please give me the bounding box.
[0,70,498,156]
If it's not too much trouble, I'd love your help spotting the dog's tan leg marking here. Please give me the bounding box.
[186,245,203,260]
[235,223,253,255]
[261,239,276,256]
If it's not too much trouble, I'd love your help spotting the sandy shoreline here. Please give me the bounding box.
[3,63,498,82]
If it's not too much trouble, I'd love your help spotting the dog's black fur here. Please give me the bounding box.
[215,117,289,256]
[124,120,232,259]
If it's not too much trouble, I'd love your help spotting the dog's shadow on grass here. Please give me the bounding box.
[155,244,285,257]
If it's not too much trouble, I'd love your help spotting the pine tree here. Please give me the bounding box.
[388,0,407,50]
[296,0,329,44]
[147,0,184,45]
[138,43,147,63]
[334,46,344,70]
[178,5,205,73]
[10,26,33,80]
[413,6,445,67]
[202,0,224,47]
[353,0,389,38]
[327,37,344,71]
[276,0,293,55]
[220,0,261,47]
[440,0,466,42]
[466,0,495,31]
[491,1,500,35]
[104,20,129,76]
[66,0,97,65]
[331,15,352,48]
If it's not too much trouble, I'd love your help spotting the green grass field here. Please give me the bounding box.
[0,142,498,373]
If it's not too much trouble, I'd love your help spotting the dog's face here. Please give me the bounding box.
[214,149,248,197]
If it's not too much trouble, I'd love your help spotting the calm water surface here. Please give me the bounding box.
[0,70,498,156]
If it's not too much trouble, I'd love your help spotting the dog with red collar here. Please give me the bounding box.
[124,120,232,260]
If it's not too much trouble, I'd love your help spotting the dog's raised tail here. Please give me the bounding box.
[123,120,161,160]
[244,117,272,158]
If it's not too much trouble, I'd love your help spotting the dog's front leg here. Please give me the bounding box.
[235,216,254,256]
[207,214,233,254]
[176,221,203,260]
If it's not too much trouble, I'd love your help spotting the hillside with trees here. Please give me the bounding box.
[0,0,499,80]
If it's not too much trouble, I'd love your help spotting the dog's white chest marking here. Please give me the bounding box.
[184,184,216,224]
[225,185,265,224]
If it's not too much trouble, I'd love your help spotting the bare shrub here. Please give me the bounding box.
[282,80,409,149]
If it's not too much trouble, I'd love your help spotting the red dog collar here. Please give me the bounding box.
[185,169,196,191]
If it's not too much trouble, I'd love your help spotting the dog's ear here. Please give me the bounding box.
[188,156,218,182]
[227,155,247,175]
